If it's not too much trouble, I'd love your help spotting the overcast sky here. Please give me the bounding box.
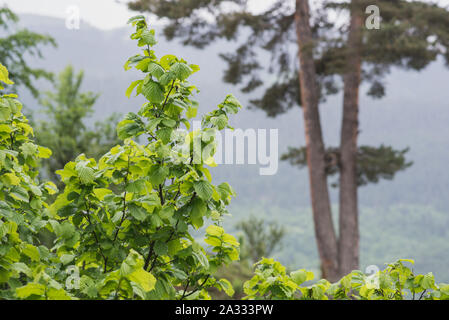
[0,0,274,30]
[1,0,448,30]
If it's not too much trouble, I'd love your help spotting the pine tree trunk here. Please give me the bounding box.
[338,0,363,275]
[295,0,339,282]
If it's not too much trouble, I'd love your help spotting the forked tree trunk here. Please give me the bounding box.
[338,0,363,275]
[295,0,339,282]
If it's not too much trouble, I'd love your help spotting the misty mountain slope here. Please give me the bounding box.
[17,14,449,210]
[13,14,449,279]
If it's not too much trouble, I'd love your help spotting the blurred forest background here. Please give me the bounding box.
[1,0,449,292]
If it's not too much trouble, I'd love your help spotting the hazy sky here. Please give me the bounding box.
[0,0,274,30]
[1,0,448,30]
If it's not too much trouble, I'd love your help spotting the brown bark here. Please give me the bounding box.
[338,0,363,275]
[295,0,339,282]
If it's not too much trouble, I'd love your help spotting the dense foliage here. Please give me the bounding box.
[0,16,448,300]
[244,258,449,300]
[0,62,62,299]
[1,15,242,300]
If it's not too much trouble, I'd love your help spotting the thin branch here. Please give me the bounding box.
[158,184,165,205]
[419,289,427,300]
[181,275,211,299]
[112,155,131,243]
[161,80,176,113]
[144,240,156,270]
[84,202,108,273]
[180,278,190,300]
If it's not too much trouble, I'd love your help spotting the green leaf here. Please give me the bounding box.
[126,179,147,193]
[398,259,415,265]
[191,197,206,228]
[3,173,20,186]
[93,188,113,201]
[167,239,183,256]
[211,114,228,130]
[223,94,243,112]
[75,162,95,185]
[47,288,71,300]
[190,64,200,73]
[127,15,146,24]
[117,119,143,140]
[222,233,239,246]
[201,167,212,182]
[60,254,75,265]
[0,105,11,121]
[145,118,163,132]
[37,146,52,159]
[154,241,168,256]
[126,80,142,98]
[204,236,222,247]
[57,221,76,239]
[160,54,177,70]
[206,225,225,237]
[10,186,29,203]
[159,72,176,86]
[142,80,165,104]
[161,118,177,127]
[128,203,147,222]
[0,63,14,85]
[29,185,42,197]
[19,142,38,158]
[44,181,58,195]
[21,244,40,262]
[16,283,45,299]
[11,262,31,276]
[218,278,234,297]
[0,124,11,133]
[159,206,174,219]
[129,269,156,292]
[186,106,197,119]
[156,127,173,144]
[217,182,235,199]
[148,165,169,186]
[148,62,165,79]
[141,29,157,46]
[194,180,214,201]
[192,251,209,269]
[170,62,192,81]
[421,273,435,289]
[55,162,77,181]
[290,269,314,285]
[135,58,150,71]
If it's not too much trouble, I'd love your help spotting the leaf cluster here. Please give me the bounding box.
[243,258,449,300]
